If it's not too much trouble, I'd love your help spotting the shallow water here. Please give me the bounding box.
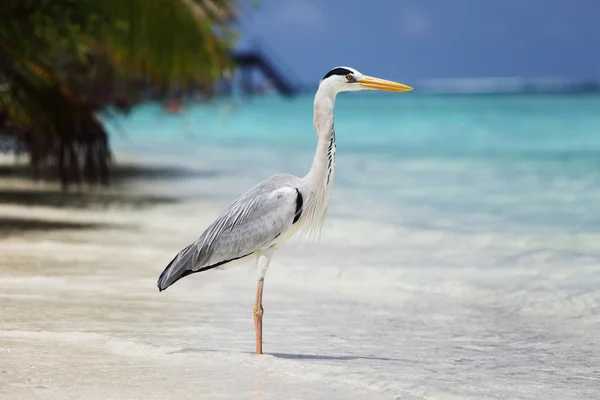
[2,92,600,399]
[109,93,600,233]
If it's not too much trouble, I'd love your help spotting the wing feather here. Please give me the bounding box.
[197,185,298,267]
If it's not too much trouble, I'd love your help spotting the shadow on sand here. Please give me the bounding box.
[0,162,215,235]
[0,188,178,209]
[268,352,403,362]
[0,217,109,236]
[0,162,219,185]
[0,162,219,209]
[169,348,404,362]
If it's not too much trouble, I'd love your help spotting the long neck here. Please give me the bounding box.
[301,86,337,235]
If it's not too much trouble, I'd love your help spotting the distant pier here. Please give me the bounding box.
[228,50,298,97]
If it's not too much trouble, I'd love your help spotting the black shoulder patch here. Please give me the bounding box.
[322,67,353,80]
[293,188,303,224]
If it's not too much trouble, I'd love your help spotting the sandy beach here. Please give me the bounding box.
[1,156,599,400]
[0,163,395,400]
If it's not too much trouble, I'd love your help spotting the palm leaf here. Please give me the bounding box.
[0,0,237,187]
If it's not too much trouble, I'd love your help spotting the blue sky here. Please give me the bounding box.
[237,0,599,84]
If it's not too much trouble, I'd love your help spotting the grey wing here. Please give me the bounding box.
[157,176,302,291]
[195,184,302,267]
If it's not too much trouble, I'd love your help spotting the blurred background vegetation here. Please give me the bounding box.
[0,0,237,189]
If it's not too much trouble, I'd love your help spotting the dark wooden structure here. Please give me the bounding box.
[231,50,298,97]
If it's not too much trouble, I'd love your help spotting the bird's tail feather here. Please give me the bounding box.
[157,244,198,292]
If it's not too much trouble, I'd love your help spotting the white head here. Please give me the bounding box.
[312,66,412,139]
[318,66,413,95]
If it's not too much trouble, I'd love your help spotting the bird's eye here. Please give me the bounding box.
[346,74,353,81]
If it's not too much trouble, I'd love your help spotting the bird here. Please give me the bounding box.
[157,66,413,354]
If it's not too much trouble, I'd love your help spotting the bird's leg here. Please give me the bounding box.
[253,278,264,354]
[253,250,272,355]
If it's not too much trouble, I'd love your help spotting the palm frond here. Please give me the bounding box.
[0,0,237,188]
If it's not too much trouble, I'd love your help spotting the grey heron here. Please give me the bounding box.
[157,67,412,354]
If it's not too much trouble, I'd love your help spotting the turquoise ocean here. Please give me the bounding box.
[109,92,600,234]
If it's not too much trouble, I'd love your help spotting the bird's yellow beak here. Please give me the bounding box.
[357,76,413,92]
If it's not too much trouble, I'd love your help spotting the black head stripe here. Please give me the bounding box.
[322,67,354,80]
